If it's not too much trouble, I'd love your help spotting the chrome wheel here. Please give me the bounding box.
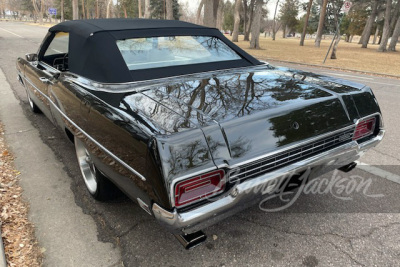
[75,137,98,194]
[25,90,40,113]
[27,93,34,109]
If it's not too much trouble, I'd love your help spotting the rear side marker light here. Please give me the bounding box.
[353,117,376,141]
[175,169,226,208]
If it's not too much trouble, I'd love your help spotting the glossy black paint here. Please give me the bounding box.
[17,50,382,212]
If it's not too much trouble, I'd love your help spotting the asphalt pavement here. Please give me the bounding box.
[0,21,400,266]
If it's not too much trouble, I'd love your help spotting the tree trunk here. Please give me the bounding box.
[360,0,379,48]
[61,0,64,21]
[203,0,215,27]
[86,1,90,18]
[166,0,173,19]
[390,0,400,33]
[315,0,328,47]
[244,0,256,41]
[243,0,248,39]
[196,0,205,24]
[72,0,79,20]
[282,24,286,38]
[330,3,341,59]
[300,0,313,46]
[31,0,41,24]
[349,35,353,43]
[138,0,142,18]
[123,5,127,18]
[216,0,224,30]
[272,0,279,41]
[144,0,151,18]
[249,0,263,49]
[96,0,99,18]
[232,0,241,42]
[378,0,392,52]
[106,0,112,18]
[39,0,44,24]
[81,0,86,19]
[373,25,380,44]
[388,15,400,51]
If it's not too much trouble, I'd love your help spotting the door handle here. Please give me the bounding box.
[39,77,53,84]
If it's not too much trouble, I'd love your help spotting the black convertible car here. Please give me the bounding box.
[17,19,384,249]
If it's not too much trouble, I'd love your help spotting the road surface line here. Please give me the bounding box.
[356,161,400,185]
[0,27,23,38]
[321,72,374,80]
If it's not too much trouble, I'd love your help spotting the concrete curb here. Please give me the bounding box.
[261,58,400,79]
[0,228,6,267]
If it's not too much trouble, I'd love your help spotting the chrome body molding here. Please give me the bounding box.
[19,74,147,182]
[153,130,384,234]
[66,64,270,93]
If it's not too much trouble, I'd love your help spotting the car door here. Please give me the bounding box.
[24,32,70,121]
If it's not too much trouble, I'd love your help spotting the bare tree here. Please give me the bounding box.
[272,0,279,41]
[378,0,392,52]
[300,0,313,46]
[232,0,241,42]
[244,0,256,41]
[390,0,400,32]
[216,0,225,29]
[166,0,173,19]
[249,0,263,49]
[196,0,205,24]
[72,0,79,19]
[359,0,379,48]
[138,0,142,18]
[32,0,43,24]
[315,0,328,47]
[330,1,341,59]
[388,15,400,51]
[202,0,220,27]
[61,0,64,21]
[106,0,112,18]
[144,0,151,18]
[81,0,86,19]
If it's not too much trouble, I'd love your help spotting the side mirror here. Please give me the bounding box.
[25,53,38,62]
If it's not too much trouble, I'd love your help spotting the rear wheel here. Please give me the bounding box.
[74,136,120,201]
[26,90,41,113]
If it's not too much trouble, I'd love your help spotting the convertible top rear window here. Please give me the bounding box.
[116,36,241,71]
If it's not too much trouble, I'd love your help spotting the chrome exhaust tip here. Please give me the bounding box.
[338,162,357,173]
[174,231,207,249]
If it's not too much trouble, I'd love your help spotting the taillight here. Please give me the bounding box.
[353,117,376,140]
[174,169,226,208]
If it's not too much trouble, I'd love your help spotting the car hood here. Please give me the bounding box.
[112,65,377,179]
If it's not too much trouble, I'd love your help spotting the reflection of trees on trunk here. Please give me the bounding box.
[167,139,210,176]
[150,71,330,125]
[229,136,252,158]
[237,73,255,116]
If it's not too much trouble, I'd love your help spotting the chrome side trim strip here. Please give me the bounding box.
[66,64,270,93]
[21,75,147,181]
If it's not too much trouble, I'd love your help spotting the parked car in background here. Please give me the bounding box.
[17,19,384,249]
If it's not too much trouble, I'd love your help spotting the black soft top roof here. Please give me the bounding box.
[44,19,261,83]
[49,19,207,37]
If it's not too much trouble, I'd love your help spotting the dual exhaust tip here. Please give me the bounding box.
[174,231,207,250]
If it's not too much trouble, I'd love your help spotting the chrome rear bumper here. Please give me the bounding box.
[152,130,384,234]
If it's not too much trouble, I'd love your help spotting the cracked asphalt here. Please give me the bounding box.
[1,21,400,266]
